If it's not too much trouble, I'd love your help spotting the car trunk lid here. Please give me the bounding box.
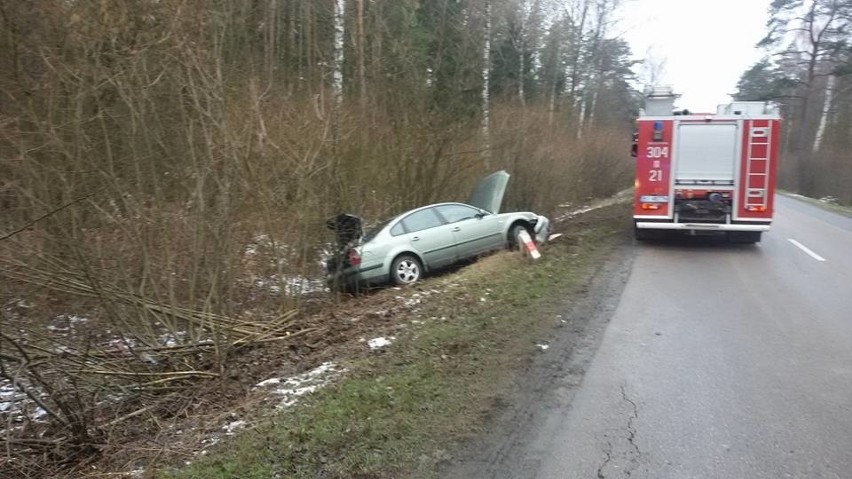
[326,213,363,247]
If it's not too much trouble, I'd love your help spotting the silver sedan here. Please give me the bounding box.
[326,171,550,290]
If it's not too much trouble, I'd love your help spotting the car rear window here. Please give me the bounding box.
[362,219,391,243]
[390,222,405,236]
[401,208,443,233]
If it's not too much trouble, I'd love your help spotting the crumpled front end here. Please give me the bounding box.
[533,215,551,244]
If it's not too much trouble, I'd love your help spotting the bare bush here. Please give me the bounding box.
[0,1,634,474]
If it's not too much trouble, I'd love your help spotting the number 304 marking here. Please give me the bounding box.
[649,169,663,182]
[646,146,669,158]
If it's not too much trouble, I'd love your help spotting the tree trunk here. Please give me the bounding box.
[812,74,835,154]
[482,0,492,168]
[517,0,527,107]
[356,0,367,115]
[333,0,345,108]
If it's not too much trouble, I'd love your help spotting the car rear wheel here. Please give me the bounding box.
[390,254,422,286]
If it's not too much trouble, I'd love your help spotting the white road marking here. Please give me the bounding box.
[788,238,827,262]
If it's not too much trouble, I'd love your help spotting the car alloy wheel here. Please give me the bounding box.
[391,254,422,285]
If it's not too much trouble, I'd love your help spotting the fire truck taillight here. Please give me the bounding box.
[746,206,767,212]
[641,203,661,210]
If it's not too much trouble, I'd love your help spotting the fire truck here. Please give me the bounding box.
[632,86,781,243]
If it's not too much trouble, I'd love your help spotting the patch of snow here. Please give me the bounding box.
[0,384,16,412]
[4,299,33,317]
[107,337,138,348]
[201,437,220,448]
[556,205,595,222]
[255,377,281,387]
[255,362,344,409]
[243,234,301,268]
[253,274,327,296]
[1,382,27,416]
[403,297,422,307]
[368,337,394,351]
[62,314,89,324]
[222,420,246,435]
[45,314,91,335]
[158,331,187,347]
[555,190,631,223]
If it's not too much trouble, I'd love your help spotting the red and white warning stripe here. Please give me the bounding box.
[518,229,541,259]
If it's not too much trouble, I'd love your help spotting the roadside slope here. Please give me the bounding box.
[170,201,633,479]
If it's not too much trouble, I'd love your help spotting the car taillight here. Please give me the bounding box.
[347,248,362,266]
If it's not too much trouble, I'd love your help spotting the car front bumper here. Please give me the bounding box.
[534,215,551,243]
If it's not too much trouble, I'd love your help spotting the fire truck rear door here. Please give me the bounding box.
[675,123,738,184]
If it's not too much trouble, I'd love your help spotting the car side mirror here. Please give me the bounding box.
[630,143,638,158]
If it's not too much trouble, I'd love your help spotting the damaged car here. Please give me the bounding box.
[325,170,551,291]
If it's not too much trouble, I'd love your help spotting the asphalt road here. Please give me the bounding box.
[523,195,852,478]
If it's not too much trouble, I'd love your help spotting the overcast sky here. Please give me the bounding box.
[617,0,771,112]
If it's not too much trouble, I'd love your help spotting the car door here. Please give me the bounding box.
[434,204,504,258]
[397,207,458,268]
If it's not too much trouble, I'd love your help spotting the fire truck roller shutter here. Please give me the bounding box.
[675,123,738,184]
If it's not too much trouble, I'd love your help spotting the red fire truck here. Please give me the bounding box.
[632,86,781,243]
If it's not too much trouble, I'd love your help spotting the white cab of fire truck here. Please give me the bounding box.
[631,86,781,243]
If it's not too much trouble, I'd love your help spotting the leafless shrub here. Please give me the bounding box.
[0,1,634,474]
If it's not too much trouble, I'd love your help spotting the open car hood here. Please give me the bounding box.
[326,213,362,246]
[467,170,509,214]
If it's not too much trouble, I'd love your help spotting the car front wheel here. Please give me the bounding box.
[508,223,533,251]
[390,254,422,285]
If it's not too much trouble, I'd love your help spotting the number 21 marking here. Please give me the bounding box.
[649,169,663,182]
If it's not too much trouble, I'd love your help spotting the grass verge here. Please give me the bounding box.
[168,203,630,479]
[779,191,852,217]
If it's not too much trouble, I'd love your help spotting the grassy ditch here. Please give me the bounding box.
[779,191,852,217]
[170,203,630,479]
